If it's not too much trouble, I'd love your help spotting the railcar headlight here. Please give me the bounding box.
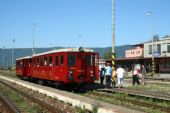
[90,70,94,74]
[68,70,74,81]
[69,70,73,74]
[79,47,84,52]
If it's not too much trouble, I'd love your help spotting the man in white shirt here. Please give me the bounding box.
[116,65,125,88]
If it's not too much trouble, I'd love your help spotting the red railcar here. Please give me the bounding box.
[16,48,99,84]
[16,56,32,78]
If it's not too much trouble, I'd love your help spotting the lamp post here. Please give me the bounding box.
[3,46,5,69]
[12,39,15,66]
[147,11,154,76]
[32,23,36,54]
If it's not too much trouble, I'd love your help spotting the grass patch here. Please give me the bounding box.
[83,90,169,113]
[0,82,45,113]
[0,69,16,77]
[127,84,170,95]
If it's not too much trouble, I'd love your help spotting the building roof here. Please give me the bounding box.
[115,56,170,61]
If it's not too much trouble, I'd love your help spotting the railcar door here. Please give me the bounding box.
[76,53,87,82]
[23,59,29,77]
[53,54,66,82]
[85,53,95,80]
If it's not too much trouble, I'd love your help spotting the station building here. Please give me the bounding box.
[116,35,170,73]
[100,35,170,73]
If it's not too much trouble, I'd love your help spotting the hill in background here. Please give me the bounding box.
[0,45,134,67]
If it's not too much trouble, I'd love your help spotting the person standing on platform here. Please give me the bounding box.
[117,65,125,88]
[141,65,146,85]
[100,64,105,85]
[112,68,117,88]
[105,63,112,88]
[132,68,140,85]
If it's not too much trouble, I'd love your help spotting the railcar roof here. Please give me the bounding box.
[16,56,31,61]
[33,48,94,57]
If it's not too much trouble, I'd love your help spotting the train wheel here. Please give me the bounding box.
[38,80,44,85]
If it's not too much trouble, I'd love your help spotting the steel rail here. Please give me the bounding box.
[98,88,170,101]
[0,93,19,113]
[116,88,170,101]
[94,91,170,113]
[0,80,65,113]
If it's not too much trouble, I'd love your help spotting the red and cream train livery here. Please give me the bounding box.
[16,48,99,84]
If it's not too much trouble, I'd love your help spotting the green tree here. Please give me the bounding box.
[103,48,112,59]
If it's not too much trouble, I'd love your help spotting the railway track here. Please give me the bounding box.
[98,88,170,101]
[117,88,170,101]
[145,77,170,82]
[86,89,170,113]
[1,73,169,113]
[0,79,76,113]
[0,93,19,113]
[92,91,170,113]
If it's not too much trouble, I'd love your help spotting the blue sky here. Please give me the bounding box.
[0,0,170,48]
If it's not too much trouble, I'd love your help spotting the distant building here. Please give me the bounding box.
[115,35,170,73]
[144,35,170,73]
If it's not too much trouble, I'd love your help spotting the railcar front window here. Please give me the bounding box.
[68,54,75,66]
[95,54,99,66]
[85,54,93,66]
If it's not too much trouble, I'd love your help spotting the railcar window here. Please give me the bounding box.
[20,61,22,67]
[49,56,52,66]
[16,61,20,67]
[60,55,64,66]
[44,57,47,66]
[95,54,99,66]
[29,59,32,63]
[78,54,82,59]
[68,54,75,66]
[36,58,39,66]
[40,57,43,66]
[33,59,36,65]
[85,54,93,66]
[55,56,58,66]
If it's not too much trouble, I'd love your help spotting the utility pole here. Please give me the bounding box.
[3,46,5,68]
[147,11,154,76]
[112,0,115,70]
[32,23,36,54]
[12,39,15,66]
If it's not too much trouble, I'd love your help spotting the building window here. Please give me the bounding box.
[163,59,170,68]
[149,45,152,54]
[157,44,161,53]
[168,45,170,53]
